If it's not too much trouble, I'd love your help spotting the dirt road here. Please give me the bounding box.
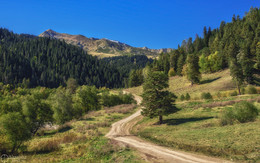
[106,93,231,163]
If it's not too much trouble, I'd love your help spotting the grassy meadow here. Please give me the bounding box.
[126,69,236,97]
[7,104,145,163]
[127,69,260,162]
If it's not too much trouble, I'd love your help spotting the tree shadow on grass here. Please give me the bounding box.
[57,125,72,133]
[43,125,72,137]
[200,77,221,85]
[163,117,214,125]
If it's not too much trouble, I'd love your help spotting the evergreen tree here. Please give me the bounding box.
[229,59,244,95]
[185,93,191,100]
[237,48,254,84]
[256,42,260,69]
[128,69,144,87]
[180,94,185,101]
[228,44,244,95]
[176,55,185,76]
[186,54,201,85]
[141,71,178,124]
[168,68,176,77]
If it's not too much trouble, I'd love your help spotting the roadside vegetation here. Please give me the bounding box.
[0,80,145,162]
[24,104,143,162]
[128,69,260,162]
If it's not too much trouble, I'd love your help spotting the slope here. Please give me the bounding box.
[39,29,172,58]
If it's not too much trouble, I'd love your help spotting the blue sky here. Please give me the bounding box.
[0,0,259,49]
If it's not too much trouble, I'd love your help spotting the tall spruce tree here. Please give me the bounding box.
[141,71,178,124]
[228,43,244,95]
[186,54,201,85]
[256,42,260,69]
[176,55,185,76]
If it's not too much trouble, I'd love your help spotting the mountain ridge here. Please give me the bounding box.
[39,29,173,57]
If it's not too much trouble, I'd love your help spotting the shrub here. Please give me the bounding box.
[168,68,176,77]
[246,86,257,94]
[233,101,258,123]
[220,107,235,126]
[230,91,238,96]
[0,112,31,153]
[241,87,245,94]
[101,91,135,107]
[180,95,185,101]
[216,92,222,99]
[201,92,212,100]
[29,139,60,153]
[185,93,191,101]
[220,101,258,125]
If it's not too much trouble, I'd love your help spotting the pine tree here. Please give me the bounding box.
[141,71,178,124]
[256,42,260,69]
[176,55,185,76]
[228,43,244,95]
[185,93,191,100]
[186,54,201,85]
[237,48,253,84]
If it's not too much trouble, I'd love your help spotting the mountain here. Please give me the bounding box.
[39,29,173,57]
[0,28,124,88]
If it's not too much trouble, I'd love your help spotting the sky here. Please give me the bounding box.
[0,0,259,49]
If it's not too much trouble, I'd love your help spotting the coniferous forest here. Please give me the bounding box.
[0,28,151,88]
[153,7,260,86]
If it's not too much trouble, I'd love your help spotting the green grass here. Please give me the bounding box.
[18,104,145,163]
[132,102,260,162]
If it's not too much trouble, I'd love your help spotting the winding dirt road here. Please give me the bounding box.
[106,94,230,163]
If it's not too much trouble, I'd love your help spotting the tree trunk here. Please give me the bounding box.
[11,143,17,154]
[237,82,241,95]
[159,115,163,125]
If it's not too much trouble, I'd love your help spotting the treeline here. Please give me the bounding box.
[0,28,151,88]
[102,55,153,87]
[151,7,260,86]
[0,80,135,154]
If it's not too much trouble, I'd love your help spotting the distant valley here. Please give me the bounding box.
[39,29,172,58]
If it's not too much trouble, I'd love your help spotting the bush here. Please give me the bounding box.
[0,112,31,153]
[216,92,222,99]
[201,92,212,100]
[230,91,238,96]
[220,107,235,126]
[29,139,60,153]
[246,86,257,94]
[168,68,176,77]
[180,95,185,101]
[185,93,191,101]
[241,87,245,94]
[101,91,135,107]
[233,101,258,123]
[220,101,258,125]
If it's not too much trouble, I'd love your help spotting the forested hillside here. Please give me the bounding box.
[153,7,260,85]
[102,55,153,87]
[0,29,151,88]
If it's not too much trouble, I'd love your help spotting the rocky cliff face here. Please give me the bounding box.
[39,29,173,57]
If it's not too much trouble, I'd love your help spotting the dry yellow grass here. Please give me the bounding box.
[169,69,234,97]
[88,51,120,58]
[126,69,235,98]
